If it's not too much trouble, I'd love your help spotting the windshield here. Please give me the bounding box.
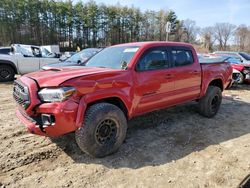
[239,52,250,61]
[85,46,139,69]
[66,48,100,63]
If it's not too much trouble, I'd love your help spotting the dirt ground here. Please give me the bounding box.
[0,82,250,188]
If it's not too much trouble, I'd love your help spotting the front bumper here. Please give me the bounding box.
[16,108,46,136]
[16,97,80,137]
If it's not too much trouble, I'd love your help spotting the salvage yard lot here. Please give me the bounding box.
[0,82,250,188]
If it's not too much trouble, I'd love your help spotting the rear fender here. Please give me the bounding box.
[201,77,224,97]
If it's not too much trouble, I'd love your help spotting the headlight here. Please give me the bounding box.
[38,87,76,102]
[243,69,250,74]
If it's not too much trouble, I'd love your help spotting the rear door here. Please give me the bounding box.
[17,55,40,74]
[134,46,175,114]
[170,47,201,101]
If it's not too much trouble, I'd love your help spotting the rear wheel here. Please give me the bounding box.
[0,65,15,82]
[198,86,222,118]
[75,103,127,158]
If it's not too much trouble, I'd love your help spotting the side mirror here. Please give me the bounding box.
[121,61,128,70]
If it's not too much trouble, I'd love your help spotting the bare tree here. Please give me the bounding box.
[174,20,186,42]
[247,26,250,52]
[213,23,236,50]
[234,25,250,51]
[200,26,216,51]
[182,19,199,43]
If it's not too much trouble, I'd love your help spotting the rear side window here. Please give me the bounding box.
[0,48,10,54]
[171,50,194,67]
[136,48,169,71]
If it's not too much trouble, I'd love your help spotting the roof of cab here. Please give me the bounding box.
[112,41,193,48]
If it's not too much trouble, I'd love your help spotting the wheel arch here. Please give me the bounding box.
[208,79,223,91]
[200,78,224,98]
[87,97,128,119]
[76,96,129,128]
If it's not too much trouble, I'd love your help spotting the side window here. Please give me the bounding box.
[172,50,194,67]
[0,49,10,54]
[31,47,42,57]
[137,48,169,71]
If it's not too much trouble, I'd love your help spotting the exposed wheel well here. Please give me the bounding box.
[209,79,223,91]
[87,97,128,119]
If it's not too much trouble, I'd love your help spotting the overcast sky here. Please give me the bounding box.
[80,0,250,27]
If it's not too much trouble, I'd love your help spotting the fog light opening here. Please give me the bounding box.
[41,114,55,126]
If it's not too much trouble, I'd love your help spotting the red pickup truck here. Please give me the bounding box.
[14,42,232,157]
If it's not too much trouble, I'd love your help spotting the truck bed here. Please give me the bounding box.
[200,61,232,95]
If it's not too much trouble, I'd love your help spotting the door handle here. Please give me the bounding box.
[164,74,174,79]
[192,71,200,75]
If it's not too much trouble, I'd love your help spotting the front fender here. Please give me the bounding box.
[75,92,132,128]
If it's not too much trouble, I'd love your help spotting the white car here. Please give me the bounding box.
[0,44,60,82]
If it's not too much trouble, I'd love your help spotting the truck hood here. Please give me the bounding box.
[25,66,116,87]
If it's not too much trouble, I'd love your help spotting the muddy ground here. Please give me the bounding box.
[0,82,249,188]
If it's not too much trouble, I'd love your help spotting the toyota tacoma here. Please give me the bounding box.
[14,42,232,157]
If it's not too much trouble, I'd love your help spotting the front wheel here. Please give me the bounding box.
[198,86,222,118]
[75,103,127,158]
[0,65,15,82]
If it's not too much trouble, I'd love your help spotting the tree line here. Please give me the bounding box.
[0,0,250,53]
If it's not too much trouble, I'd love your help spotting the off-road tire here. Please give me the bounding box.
[198,86,222,118]
[75,103,127,158]
[0,65,15,82]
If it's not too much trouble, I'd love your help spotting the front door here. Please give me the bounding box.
[133,47,175,115]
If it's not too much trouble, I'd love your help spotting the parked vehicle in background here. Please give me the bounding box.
[0,44,60,82]
[198,54,241,86]
[41,45,60,55]
[213,51,250,64]
[212,56,250,84]
[231,69,242,85]
[0,47,11,55]
[225,57,250,84]
[43,48,102,69]
[59,51,77,61]
[14,42,232,157]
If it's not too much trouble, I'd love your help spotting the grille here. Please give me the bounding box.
[13,80,30,109]
[244,66,250,71]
